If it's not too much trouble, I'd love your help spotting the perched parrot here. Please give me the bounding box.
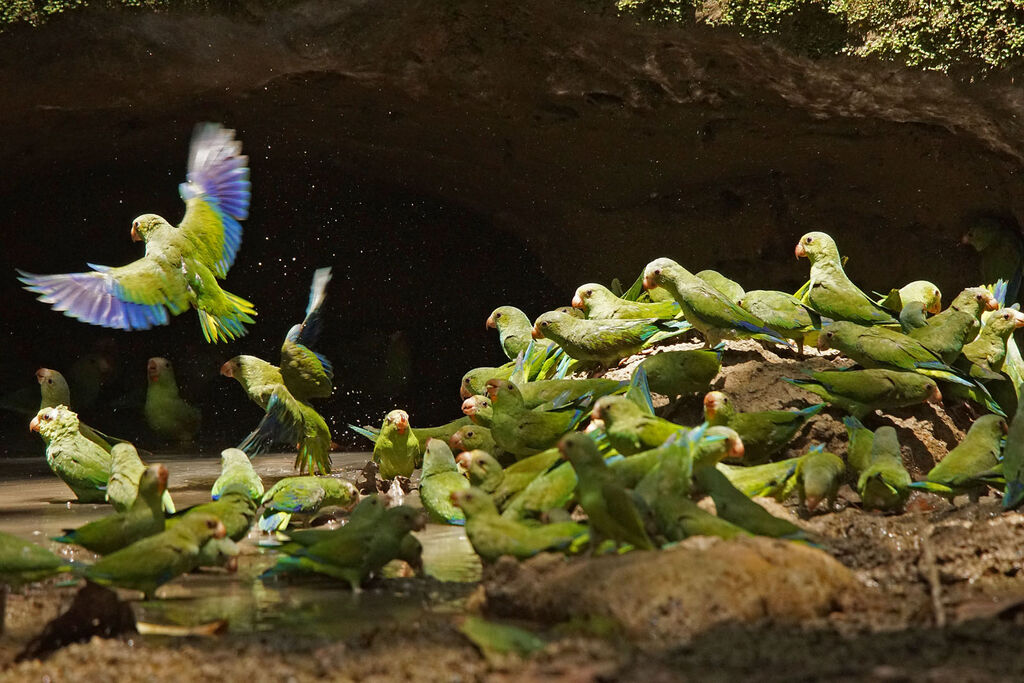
[30,405,111,503]
[962,218,1024,303]
[794,231,897,325]
[559,432,654,550]
[571,283,680,320]
[211,447,264,501]
[373,409,420,480]
[1,531,71,632]
[169,485,258,543]
[222,267,334,474]
[736,290,817,353]
[786,369,941,418]
[457,450,505,497]
[856,426,911,511]
[816,322,970,386]
[449,424,499,455]
[876,280,942,315]
[419,439,470,525]
[461,366,514,400]
[457,616,546,660]
[512,377,623,410]
[452,487,586,563]
[918,414,1006,497]
[590,394,687,455]
[486,306,549,360]
[899,301,929,333]
[843,416,875,473]
[144,357,201,446]
[642,258,789,347]
[36,367,120,450]
[555,305,585,319]
[348,416,475,455]
[637,348,722,399]
[694,466,807,538]
[531,311,689,366]
[909,287,999,363]
[500,461,577,522]
[259,476,359,532]
[83,513,227,599]
[793,447,845,512]
[695,270,745,302]
[1002,394,1024,509]
[702,391,823,464]
[717,457,801,498]
[461,395,494,428]
[485,379,584,458]
[958,308,1024,380]
[17,123,256,342]
[54,464,168,555]
[104,442,175,513]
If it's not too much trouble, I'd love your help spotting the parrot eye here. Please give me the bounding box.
[467,431,474,437]
[542,321,549,327]
[47,379,52,384]
[653,269,662,276]
[586,289,593,296]
[805,237,813,244]
[206,519,218,530]
[495,313,502,319]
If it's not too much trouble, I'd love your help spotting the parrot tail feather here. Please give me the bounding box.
[1003,481,1024,509]
[259,511,292,533]
[347,424,380,443]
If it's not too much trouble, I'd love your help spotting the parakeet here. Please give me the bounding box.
[786,369,941,418]
[842,416,874,473]
[17,123,256,342]
[458,616,546,660]
[1001,393,1024,509]
[461,395,493,428]
[559,432,654,550]
[794,447,845,512]
[170,485,258,542]
[0,531,70,588]
[695,269,745,302]
[717,457,801,498]
[457,450,506,497]
[958,308,1024,380]
[637,348,721,399]
[485,379,584,457]
[221,267,334,474]
[736,290,817,353]
[104,442,175,513]
[909,287,999,363]
[211,447,264,500]
[571,283,680,320]
[694,466,806,538]
[920,414,1006,496]
[794,231,897,325]
[702,391,823,464]
[348,417,475,455]
[452,487,586,563]
[514,378,623,410]
[373,409,420,479]
[461,366,514,400]
[487,306,547,360]
[35,367,119,451]
[856,426,911,511]
[30,405,111,503]
[259,476,359,532]
[419,439,470,525]
[54,464,169,555]
[531,311,689,366]
[449,424,499,455]
[899,301,929,333]
[500,461,577,522]
[555,305,585,319]
[459,446,562,508]
[642,258,789,347]
[590,394,687,455]
[963,218,1024,303]
[876,280,942,315]
[83,513,227,598]
[144,357,201,445]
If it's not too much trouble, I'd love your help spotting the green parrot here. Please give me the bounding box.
[632,435,701,542]
[555,305,585,318]
[590,394,688,455]
[449,424,499,455]
[642,258,790,347]
[531,311,689,366]
[35,367,121,451]
[458,447,562,508]
[876,280,942,315]
[457,450,505,496]
[958,308,1024,380]
[909,287,999,363]
[193,536,240,572]
[486,306,547,360]
[30,405,111,503]
[18,123,256,342]
[259,475,359,532]
[485,379,584,458]
[785,368,942,418]
[736,290,818,353]
[899,301,929,334]
[144,357,201,445]
[559,432,654,551]
[842,416,875,473]
[373,409,420,479]
[104,443,175,514]
[918,414,1006,497]
[452,487,586,563]
[171,485,258,542]
[461,365,514,400]
[571,283,681,320]
[716,457,801,498]
[793,446,845,512]
[513,377,624,410]
[500,461,578,522]
[222,267,334,474]
[349,416,475,455]
[637,348,722,399]
[702,391,824,464]
[458,616,546,660]
[262,506,425,590]
[419,439,470,525]
[54,464,168,555]
[1,531,71,632]
[211,447,264,501]
[1002,391,1024,509]
[694,466,807,538]
[84,513,228,598]
[816,322,970,386]
[963,218,1024,303]
[461,395,494,428]
[695,269,745,302]
[794,231,897,325]
[856,426,911,511]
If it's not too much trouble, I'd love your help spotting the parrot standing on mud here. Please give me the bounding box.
[259,476,359,532]
[589,394,687,455]
[919,414,1006,497]
[30,405,111,503]
[419,439,470,525]
[531,311,689,366]
[736,290,817,353]
[908,287,999,363]
[485,379,585,457]
[211,447,265,501]
[793,447,845,512]
[856,426,911,511]
[221,267,334,474]
[373,409,420,480]
[786,369,942,418]
[571,283,681,320]
[702,391,823,464]
[637,348,721,399]
[17,123,256,342]
[144,357,201,446]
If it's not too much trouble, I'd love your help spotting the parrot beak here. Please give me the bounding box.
[642,274,655,291]
[984,295,999,311]
[571,293,584,309]
[1013,311,1024,327]
[412,510,428,532]
[213,521,227,540]
[455,452,471,470]
[485,314,496,329]
[449,433,464,452]
[927,385,943,404]
[804,494,821,512]
[130,225,141,242]
[1002,420,1010,435]
[531,324,543,340]
[219,361,234,378]
[147,359,160,382]
[726,436,745,460]
[794,242,806,258]
[35,368,47,384]
[29,416,40,432]
[927,295,941,315]
[461,398,476,417]
[960,233,971,245]
[395,416,409,435]
[459,383,473,400]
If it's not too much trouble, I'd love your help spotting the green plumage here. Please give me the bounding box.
[695,466,806,538]
[925,414,1005,494]
[260,476,359,531]
[899,301,929,333]
[105,443,175,514]
[877,280,942,315]
[817,321,966,384]
[572,283,681,320]
[695,270,745,302]
[856,426,911,511]
[795,231,897,325]
[908,287,997,363]
[172,487,258,542]
[144,357,201,445]
[31,405,111,503]
[717,458,801,498]
[500,461,577,522]
[638,349,721,399]
[0,531,71,589]
[532,311,686,366]
[449,425,498,455]
[787,369,940,418]
[211,447,264,501]
[737,289,817,352]
[486,380,582,457]
[373,410,420,479]
[486,306,542,360]
[703,391,823,464]
[592,395,687,455]
[419,439,470,525]
[959,308,1024,380]
[794,449,845,512]
[843,416,874,473]
[1001,390,1024,509]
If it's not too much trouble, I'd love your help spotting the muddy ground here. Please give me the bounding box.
[4,339,1024,681]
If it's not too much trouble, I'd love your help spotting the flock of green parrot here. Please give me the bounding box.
[5,123,1024,638]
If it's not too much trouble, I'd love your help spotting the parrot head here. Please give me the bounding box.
[557,431,602,467]
[591,395,642,426]
[993,308,1024,333]
[455,450,472,471]
[642,257,680,291]
[702,391,734,422]
[460,395,491,422]
[385,409,410,435]
[220,447,250,467]
[29,405,78,440]
[926,384,943,404]
[704,425,745,461]
[138,464,170,500]
[449,426,481,453]
[794,231,839,263]
[422,438,456,472]
[130,214,171,243]
[572,284,604,311]
[220,357,242,379]
[961,222,1003,252]
[148,357,175,385]
[384,505,428,533]
[461,451,502,487]
[461,367,496,400]
[36,367,65,387]
[450,487,498,517]
[484,378,524,406]
[486,306,524,331]
[532,311,572,340]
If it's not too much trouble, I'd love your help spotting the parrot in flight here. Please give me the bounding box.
[17,123,256,343]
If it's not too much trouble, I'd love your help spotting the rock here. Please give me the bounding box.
[485,536,855,647]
